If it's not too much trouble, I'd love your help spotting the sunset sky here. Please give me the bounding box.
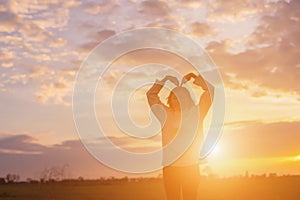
[0,0,299,180]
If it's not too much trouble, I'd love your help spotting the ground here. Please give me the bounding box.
[0,176,299,200]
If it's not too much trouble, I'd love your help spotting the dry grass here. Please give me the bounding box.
[0,176,299,200]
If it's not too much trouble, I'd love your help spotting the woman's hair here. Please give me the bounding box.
[167,86,195,109]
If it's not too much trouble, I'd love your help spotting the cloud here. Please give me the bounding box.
[221,121,300,159]
[8,0,81,29]
[0,63,72,104]
[0,134,109,179]
[138,0,170,16]
[207,0,300,94]
[83,0,117,15]
[0,134,160,179]
[0,49,14,60]
[247,0,300,54]
[35,79,72,106]
[1,62,13,68]
[0,0,81,105]
[0,5,70,59]
[205,0,272,22]
[189,22,216,37]
[0,0,298,107]
[80,29,116,52]
[0,63,74,105]
[49,38,68,48]
[0,0,77,58]
[0,10,18,33]
[0,134,48,154]
[0,5,52,43]
[177,0,202,8]
[251,90,267,98]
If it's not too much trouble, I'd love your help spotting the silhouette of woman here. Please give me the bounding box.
[147,73,214,200]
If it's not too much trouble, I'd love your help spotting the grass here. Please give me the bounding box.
[0,176,299,200]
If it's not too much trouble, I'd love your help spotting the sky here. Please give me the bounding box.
[0,0,299,180]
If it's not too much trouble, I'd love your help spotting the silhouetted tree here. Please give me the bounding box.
[0,178,6,184]
[40,164,69,182]
[5,173,19,183]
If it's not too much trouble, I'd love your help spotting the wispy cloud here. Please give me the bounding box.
[0,133,160,178]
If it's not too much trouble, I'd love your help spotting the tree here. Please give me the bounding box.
[5,173,20,183]
[0,178,6,184]
[40,164,69,182]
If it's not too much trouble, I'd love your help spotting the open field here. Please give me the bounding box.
[0,176,299,200]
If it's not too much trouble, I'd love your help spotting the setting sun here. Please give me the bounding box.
[209,145,222,158]
[294,155,300,161]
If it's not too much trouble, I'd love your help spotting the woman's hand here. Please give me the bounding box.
[182,72,210,90]
[160,75,179,86]
[181,73,197,85]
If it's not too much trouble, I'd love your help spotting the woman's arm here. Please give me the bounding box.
[182,73,214,120]
[146,76,179,122]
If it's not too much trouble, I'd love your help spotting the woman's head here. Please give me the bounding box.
[167,86,195,110]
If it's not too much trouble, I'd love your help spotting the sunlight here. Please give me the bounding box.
[294,155,300,161]
[210,144,222,158]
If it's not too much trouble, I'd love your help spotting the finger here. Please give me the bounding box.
[172,78,179,85]
[191,73,198,79]
[183,75,189,82]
